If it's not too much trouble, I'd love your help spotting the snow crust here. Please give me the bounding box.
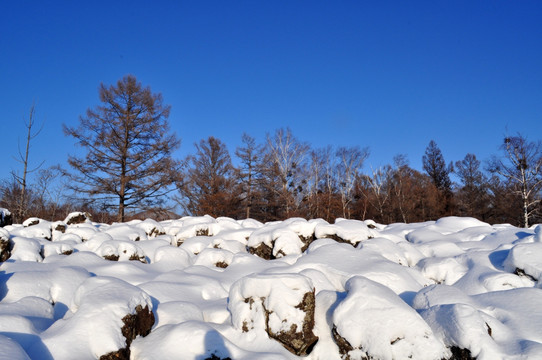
[0,215,541,359]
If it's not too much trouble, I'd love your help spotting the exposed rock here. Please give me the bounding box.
[129,253,147,263]
[99,348,129,360]
[65,212,91,225]
[148,227,164,237]
[204,355,232,360]
[299,234,315,252]
[321,233,359,247]
[99,304,155,360]
[121,305,155,345]
[196,228,209,236]
[54,222,67,233]
[331,326,356,359]
[23,217,41,227]
[514,268,537,282]
[215,261,229,268]
[247,242,274,260]
[268,290,319,356]
[0,208,12,227]
[449,346,475,360]
[0,229,12,262]
[103,254,120,261]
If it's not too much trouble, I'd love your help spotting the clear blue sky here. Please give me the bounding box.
[1,1,541,184]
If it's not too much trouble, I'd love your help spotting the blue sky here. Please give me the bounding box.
[1,1,541,184]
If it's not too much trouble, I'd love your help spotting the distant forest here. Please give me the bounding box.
[2,76,541,228]
[3,128,541,228]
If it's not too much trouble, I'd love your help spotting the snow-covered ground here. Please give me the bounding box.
[1,213,541,359]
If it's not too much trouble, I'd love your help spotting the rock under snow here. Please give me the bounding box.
[228,273,318,355]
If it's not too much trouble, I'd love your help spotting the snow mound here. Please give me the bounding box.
[314,218,373,246]
[64,212,91,225]
[131,321,242,360]
[229,273,318,355]
[420,303,500,359]
[32,276,154,359]
[332,276,449,360]
[503,242,542,281]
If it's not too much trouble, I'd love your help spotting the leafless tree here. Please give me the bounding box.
[388,155,410,223]
[10,103,44,222]
[306,148,325,219]
[63,75,181,222]
[363,165,391,221]
[264,128,310,218]
[336,146,369,218]
[34,166,68,221]
[488,134,542,227]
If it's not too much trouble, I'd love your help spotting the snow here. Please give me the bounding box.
[228,273,313,334]
[332,276,449,360]
[31,276,152,360]
[0,215,541,359]
[503,242,542,281]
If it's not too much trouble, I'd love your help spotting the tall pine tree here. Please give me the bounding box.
[422,140,453,216]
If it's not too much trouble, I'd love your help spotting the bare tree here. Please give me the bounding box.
[336,146,369,218]
[11,103,44,222]
[34,166,68,221]
[388,155,410,223]
[264,128,310,218]
[63,75,181,222]
[306,148,326,219]
[488,134,542,227]
[363,166,391,222]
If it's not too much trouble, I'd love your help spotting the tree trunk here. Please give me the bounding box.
[246,169,252,219]
[522,175,529,228]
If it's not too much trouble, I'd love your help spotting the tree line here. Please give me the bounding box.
[2,75,541,227]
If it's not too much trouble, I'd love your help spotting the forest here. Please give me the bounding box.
[2,76,541,228]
